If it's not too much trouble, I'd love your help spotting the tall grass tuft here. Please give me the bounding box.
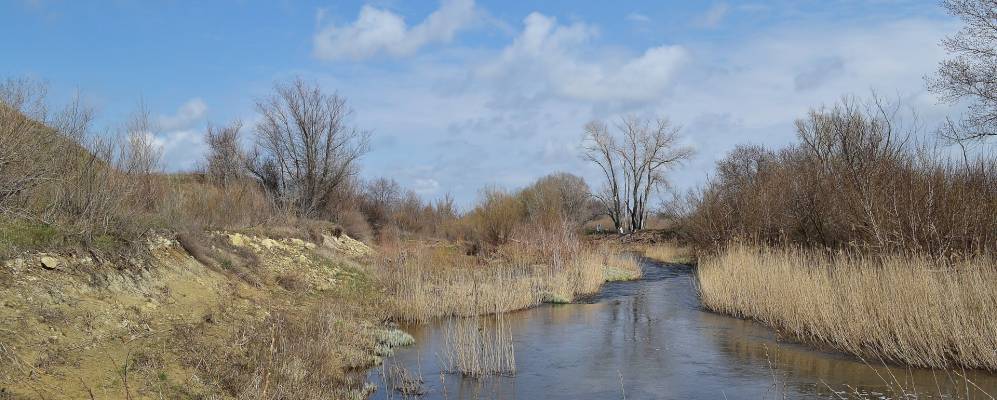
[698,243,997,371]
[442,315,516,377]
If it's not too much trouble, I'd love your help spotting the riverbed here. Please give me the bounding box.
[368,259,997,399]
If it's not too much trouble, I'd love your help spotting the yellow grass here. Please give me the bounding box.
[443,315,516,377]
[697,243,997,370]
[641,241,694,264]
[602,247,642,281]
[373,243,609,322]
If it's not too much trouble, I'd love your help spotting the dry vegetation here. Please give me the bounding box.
[442,315,517,377]
[639,241,694,265]
[682,94,997,373]
[698,244,997,371]
[0,75,649,396]
[373,224,636,323]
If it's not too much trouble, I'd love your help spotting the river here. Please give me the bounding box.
[368,259,997,399]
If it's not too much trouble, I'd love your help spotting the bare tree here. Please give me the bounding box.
[360,177,402,230]
[583,121,626,232]
[929,0,997,142]
[583,116,692,233]
[204,120,246,186]
[249,78,370,217]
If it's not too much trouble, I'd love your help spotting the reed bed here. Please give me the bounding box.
[374,243,608,322]
[698,244,997,371]
[602,247,642,282]
[442,315,517,377]
[641,242,694,264]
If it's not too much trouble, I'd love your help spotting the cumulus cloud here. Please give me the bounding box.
[313,0,477,61]
[306,7,955,206]
[158,98,207,131]
[153,129,207,170]
[476,12,689,104]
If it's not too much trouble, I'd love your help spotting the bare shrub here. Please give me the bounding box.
[467,187,525,247]
[0,78,93,218]
[681,96,997,255]
[336,209,372,242]
[519,172,594,225]
[204,120,246,186]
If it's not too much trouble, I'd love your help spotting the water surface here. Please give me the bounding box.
[369,260,997,399]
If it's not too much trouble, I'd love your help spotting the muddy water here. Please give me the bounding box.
[369,260,997,399]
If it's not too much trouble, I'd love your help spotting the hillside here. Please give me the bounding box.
[0,228,406,399]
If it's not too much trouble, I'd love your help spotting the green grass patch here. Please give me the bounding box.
[0,220,64,256]
[604,266,641,282]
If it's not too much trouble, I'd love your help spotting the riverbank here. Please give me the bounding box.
[0,225,642,399]
[697,243,997,371]
[0,228,402,399]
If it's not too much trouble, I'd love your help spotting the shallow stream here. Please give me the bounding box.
[368,260,997,399]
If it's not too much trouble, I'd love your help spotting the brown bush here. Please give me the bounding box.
[335,209,373,242]
[680,96,997,255]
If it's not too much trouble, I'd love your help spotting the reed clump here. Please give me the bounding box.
[641,242,694,264]
[443,315,517,377]
[697,243,997,371]
[601,247,642,281]
[372,220,638,321]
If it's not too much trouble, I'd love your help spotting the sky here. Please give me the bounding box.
[0,0,961,207]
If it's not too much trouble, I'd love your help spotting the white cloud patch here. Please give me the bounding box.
[300,8,956,206]
[313,0,477,61]
[697,3,729,28]
[476,12,689,104]
[412,178,441,195]
[158,98,207,131]
[626,12,650,23]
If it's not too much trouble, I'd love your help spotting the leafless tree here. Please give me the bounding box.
[204,120,246,186]
[361,177,402,230]
[249,78,370,217]
[583,121,626,232]
[583,116,692,233]
[929,0,997,142]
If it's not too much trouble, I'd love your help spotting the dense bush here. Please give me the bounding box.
[679,97,997,255]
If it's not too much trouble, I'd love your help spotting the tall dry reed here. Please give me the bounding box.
[374,242,607,322]
[698,243,997,370]
[442,315,516,377]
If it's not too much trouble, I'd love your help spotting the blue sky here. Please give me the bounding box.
[1,0,959,206]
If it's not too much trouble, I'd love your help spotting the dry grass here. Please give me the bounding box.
[373,243,606,322]
[698,243,997,371]
[602,247,642,281]
[372,222,636,321]
[640,241,694,264]
[443,315,516,377]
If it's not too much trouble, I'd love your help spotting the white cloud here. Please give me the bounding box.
[697,3,729,28]
[158,98,207,131]
[412,178,441,195]
[313,0,477,61]
[476,12,689,104]
[303,10,956,206]
[626,12,650,23]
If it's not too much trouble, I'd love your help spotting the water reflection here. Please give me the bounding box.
[369,260,997,399]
